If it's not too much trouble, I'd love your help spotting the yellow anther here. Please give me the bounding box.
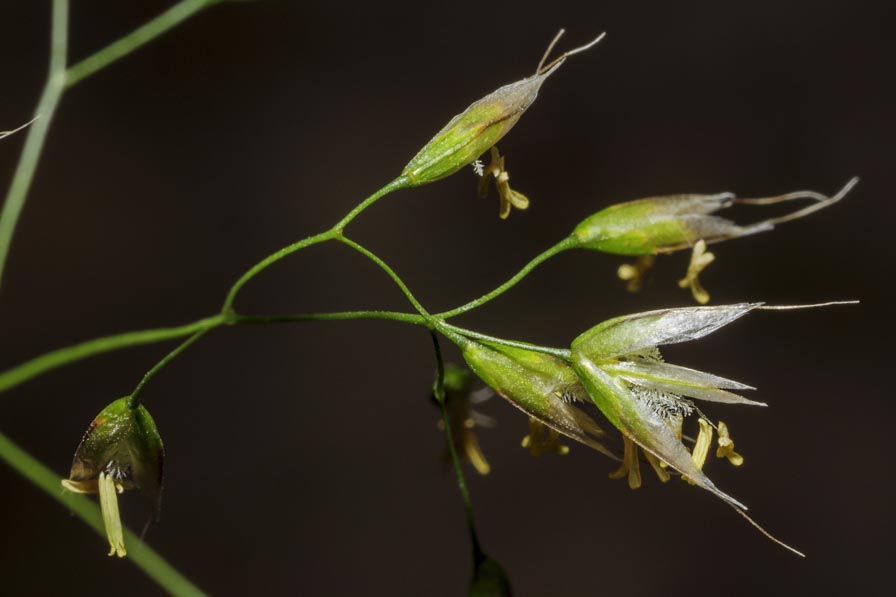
[478,146,529,219]
[643,450,671,483]
[60,478,97,494]
[609,435,642,489]
[617,255,657,292]
[678,239,715,304]
[715,421,744,466]
[462,421,492,475]
[440,398,492,476]
[97,472,127,558]
[521,418,569,457]
[684,419,713,485]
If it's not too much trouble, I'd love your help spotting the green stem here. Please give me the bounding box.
[0,0,69,291]
[124,310,425,410]
[436,236,577,319]
[431,333,484,564]
[236,310,425,326]
[0,431,206,596]
[0,309,431,397]
[331,176,410,233]
[222,176,409,311]
[222,230,335,311]
[0,315,225,396]
[0,308,574,399]
[337,236,434,323]
[65,0,219,88]
[128,329,212,409]
[112,180,416,403]
[440,322,572,361]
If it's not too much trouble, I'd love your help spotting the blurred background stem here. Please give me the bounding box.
[0,0,219,291]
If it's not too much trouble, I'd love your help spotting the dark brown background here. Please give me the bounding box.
[1,1,891,595]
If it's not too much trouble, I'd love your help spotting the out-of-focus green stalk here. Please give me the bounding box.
[0,0,69,290]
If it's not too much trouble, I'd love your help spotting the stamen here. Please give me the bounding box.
[464,428,492,475]
[684,419,713,485]
[643,450,671,482]
[617,254,656,292]
[477,147,501,198]
[608,435,641,489]
[715,421,744,466]
[61,478,98,494]
[521,418,570,456]
[477,146,530,219]
[98,472,127,558]
[678,240,715,304]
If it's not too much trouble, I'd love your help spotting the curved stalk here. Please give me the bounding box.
[128,329,212,408]
[222,176,409,311]
[222,230,335,311]
[437,236,577,319]
[331,176,410,232]
[0,310,433,398]
[0,315,225,395]
[337,235,435,323]
[235,310,425,326]
[440,322,572,361]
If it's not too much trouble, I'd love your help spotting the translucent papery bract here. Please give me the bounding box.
[602,360,765,406]
[401,64,561,186]
[571,194,771,256]
[571,354,745,509]
[462,341,616,460]
[572,303,762,361]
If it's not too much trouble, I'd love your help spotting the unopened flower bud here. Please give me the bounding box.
[401,32,605,186]
[401,66,560,186]
[461,340,614,460]
[571,193,747,256]
[61,397,164,557]
[569,178,858,302]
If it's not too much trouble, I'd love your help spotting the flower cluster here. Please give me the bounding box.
[50,29,852,567]
[453,303,807,554]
